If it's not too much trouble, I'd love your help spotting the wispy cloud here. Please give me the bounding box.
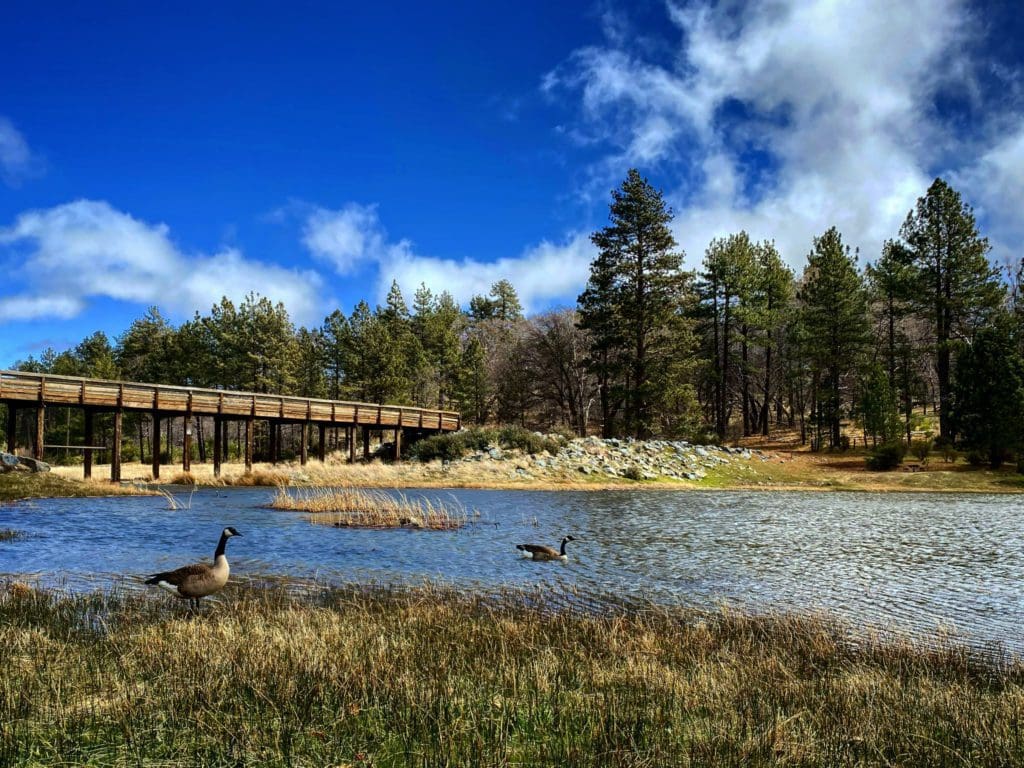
[0,117,42,186]
[544,0,1015,267]
[0,200,324,325]
[302,204,594,311]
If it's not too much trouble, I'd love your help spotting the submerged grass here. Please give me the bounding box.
[271,485,469,529]
[0,528,23,542]
[1,582,1022,766]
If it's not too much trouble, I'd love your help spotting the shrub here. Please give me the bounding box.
[497,425,560,455]
[865,441,906,471]
[838,435,851,451]
[688,429,721,446]
[910,439,933,463]
[622,466,644,481]
[966,450,986,467]
[934,436,957,463]
[408,433,467,462]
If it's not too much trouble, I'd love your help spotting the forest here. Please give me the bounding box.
[5,171,1023,469]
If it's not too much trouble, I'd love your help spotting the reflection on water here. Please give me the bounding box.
[1,488,1022,650]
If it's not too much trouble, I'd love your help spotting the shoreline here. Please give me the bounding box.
[41,449,1024,495]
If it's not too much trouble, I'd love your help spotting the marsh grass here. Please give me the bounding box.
[1,581,1022,767]
[271,485,469,529]
[0,472,158,502]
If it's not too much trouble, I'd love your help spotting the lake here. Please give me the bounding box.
[1,487,1022,651]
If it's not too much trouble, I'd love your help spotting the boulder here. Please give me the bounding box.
[16,455,50,473]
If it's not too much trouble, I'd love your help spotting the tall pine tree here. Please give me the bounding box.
[580,169,690,439]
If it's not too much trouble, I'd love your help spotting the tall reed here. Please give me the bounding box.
[271,485,468,529]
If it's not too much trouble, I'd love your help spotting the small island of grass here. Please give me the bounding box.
[271,485,469,529]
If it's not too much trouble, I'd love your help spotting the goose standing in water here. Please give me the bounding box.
[517,535,575,561]
[145,526,241,610]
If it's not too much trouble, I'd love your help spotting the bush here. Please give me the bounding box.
[622,465,644,481]
[497,425,561,455]
[934,436,957,463]
[966,450,986,467]
[688,429,721,446]
[865,441,906,471]
[909,439,933,463]
[408,433,468,462]
[838,435,851,451]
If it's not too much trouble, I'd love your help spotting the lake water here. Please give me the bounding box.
[1,487,1022,651]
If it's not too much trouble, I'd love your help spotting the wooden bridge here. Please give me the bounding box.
[0,369,460,481]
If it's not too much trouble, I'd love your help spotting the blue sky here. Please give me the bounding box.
[2,0,1023,367]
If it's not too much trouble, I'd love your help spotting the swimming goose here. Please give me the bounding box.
[145,527,241,609]
[516,535,575,561]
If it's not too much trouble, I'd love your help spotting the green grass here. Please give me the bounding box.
[0,472,155,502]
[2,582,1023,766]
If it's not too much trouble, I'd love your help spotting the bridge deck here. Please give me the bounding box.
[0,370,460,431]
[1,369,460,480]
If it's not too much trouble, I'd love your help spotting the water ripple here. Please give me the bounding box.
[1,487,1022,651]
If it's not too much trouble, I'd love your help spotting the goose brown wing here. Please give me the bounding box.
[144,563,211,586]
[517,544,559,557]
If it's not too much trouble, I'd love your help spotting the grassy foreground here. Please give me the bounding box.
[2,583,1023,767]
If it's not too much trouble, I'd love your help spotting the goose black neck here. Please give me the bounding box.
[560,538,569,556]
[214,532,230,559]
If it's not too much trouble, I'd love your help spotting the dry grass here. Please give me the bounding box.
[0,472,158,502]
[45,449,1024,495]
[1,582,1023,766]
[271,485,469,529]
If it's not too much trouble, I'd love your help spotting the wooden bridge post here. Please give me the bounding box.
[245,415,254,473]
[362,426,370,460]
[300,422,309,466]
[111,408,123,483]
[182,394,192,473]
[165,418,173,463]
[317,424,326,462]
[213,417,222,478]
[151,413,161,480]
[34,405,45,461]
[6,404,16,454]
[83,410,94,480]
[394,428,402,462]
[347,426,355,464]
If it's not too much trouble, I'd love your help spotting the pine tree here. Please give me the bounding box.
[951,313,1024,468]
[581,169,691,439]
[899,178,1003,440]
[321,310,351,400]
[798,227,870,448]
[697,232,758,438]
[748,241,794,436]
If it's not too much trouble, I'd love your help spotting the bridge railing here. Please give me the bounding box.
[0,370,461,431]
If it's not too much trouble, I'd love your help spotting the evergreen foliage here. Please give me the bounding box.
[7,175,1017,458]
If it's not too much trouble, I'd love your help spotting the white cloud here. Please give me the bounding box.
[954,119,1024,261]
[302,203,400,273]
[382,234,595,314]
[0,200,324,325]
[0,295,84,322]
[302,204,594,311]
[0,117,41,186]
[545,0,996,268]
